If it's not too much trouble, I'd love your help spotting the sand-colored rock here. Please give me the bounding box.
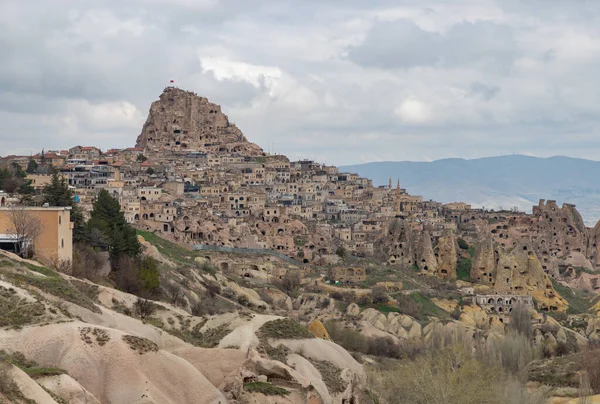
[136,87,263,157]
[138,235,176,267]
[37,374,101,404]
[436,230,457,280]
[308,320,331,341]
[459,305,490,329]
[346,303,360,316]
[9,365,59,404]
[431,298,458,313]
[360,309,421,340]
[0,323,227,404]
[418,230,438,275]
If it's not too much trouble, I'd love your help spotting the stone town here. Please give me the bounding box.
[4,87,600,315]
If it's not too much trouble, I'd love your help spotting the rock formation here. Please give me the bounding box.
[418,230,438,275]
[136,87,264,156]
[435,230,457,280]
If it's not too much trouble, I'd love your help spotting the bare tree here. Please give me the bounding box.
[163,281,184,306]
[134,297,155,321]
[8,208,42,258]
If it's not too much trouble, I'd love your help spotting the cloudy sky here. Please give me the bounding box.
[1,0,600,165]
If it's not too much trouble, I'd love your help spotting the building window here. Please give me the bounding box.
[61,239,64,248]
[59,216,62,225]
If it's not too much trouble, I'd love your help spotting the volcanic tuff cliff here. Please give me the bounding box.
[135,87,264,156]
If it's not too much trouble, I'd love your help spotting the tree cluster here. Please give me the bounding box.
[0,162,33,195]
[40,178,156,297]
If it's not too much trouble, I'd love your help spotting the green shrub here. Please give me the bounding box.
[258,318,314,340]
[0,350,67,379]
[243,382,290,396]
[457,238,469,250]
[456,257,472,281]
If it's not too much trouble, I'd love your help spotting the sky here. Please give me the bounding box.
[1,0,600,166]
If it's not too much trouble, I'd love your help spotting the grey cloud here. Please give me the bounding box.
[2,0,600,166]
[469,82,500,101]
[347,20,517,71]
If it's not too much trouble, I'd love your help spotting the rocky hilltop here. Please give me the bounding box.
[135,87,264,156]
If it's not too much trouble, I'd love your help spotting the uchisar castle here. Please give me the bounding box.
[3,87,600,403]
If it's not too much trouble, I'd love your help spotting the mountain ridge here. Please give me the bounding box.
[340,154,600,225]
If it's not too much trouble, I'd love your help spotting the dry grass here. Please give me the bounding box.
[367,346,549,404]
[311,360,346,393]
[0,350,66,380]
[243,382,290,396]
[79,327,111,346]
[0,362,22,402]
[257,318,314,340]
[122,335,158,354]
[0,286,46,329]
[5,267,100,314]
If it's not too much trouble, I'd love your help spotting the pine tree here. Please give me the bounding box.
[42,172,73,207]
[42,172,87,241]
[26,159,38,174]
[88,190,141,262]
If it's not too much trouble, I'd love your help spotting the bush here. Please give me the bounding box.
[113,256,160,297]
[134,297,156,321]
[191,294,226,316]
[335,246,347,260]
[222,288,236,299]
[366,336,403,359]
[479,330,539,374]
[324,321,419,359]
[330,291,344,300]
[204,281,221,298]
[237,294,250,306]
[368,347,496,404]
[510,303,533,338]
[272,272,301,298]
[198,261,217,277]
[0,362,23,401]
[581,344,600,394]
[357,295,371,306]
[325,321,368,353]
[371,287,389,304]
[258,318,314,340]
[163,282,185,306]
[71,243,107,280]
[457,238,469,250]
[396,294,421,318]
[243,382,290,396]
[320,297,331,309]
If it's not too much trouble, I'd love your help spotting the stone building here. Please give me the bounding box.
[0,206,73,265]
[473,294,533,314]
[329,267,367,284]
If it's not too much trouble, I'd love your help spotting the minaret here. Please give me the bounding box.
[388,177,392,189]
[395,179,402,213]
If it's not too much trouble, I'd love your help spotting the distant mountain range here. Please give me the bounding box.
[340,155,600,226]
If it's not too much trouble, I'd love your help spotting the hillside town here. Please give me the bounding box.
[3,87,600,404]
[2,88,598,302]
[1,88,447,263]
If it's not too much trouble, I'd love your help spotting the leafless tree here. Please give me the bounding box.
[134,297,155,321]
[8,208,42,258]
[163,281,184,306]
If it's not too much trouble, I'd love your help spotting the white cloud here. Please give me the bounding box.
[394,97,432,124]
[199,56,282,88]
